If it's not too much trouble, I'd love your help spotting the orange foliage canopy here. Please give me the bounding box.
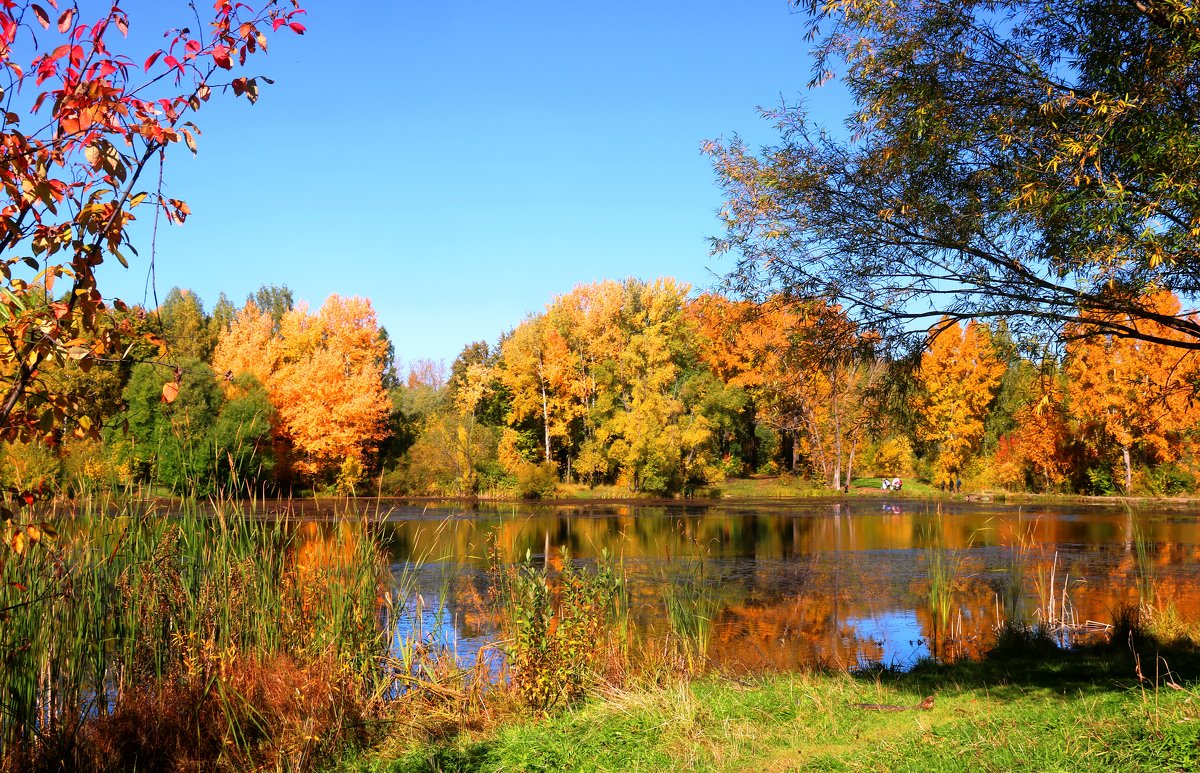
[1066,291,1200,490]
[691,294,878,487]
[214,295,390,486]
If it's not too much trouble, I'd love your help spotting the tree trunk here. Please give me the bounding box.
[541,380,550,462]
[740,400,757,474]
[1122,444,1132,492]
[846,438,856,492]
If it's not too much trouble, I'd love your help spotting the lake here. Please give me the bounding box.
[371,498,1200,671]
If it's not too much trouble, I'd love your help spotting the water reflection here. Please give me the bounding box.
[359,499,1200,671]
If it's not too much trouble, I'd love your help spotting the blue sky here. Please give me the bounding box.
[102,1,852,369]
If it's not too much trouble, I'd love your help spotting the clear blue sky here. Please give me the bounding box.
[101,1,852,370]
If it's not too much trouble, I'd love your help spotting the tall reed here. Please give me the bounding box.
[920,513,965,659]
[0,498,390,770]
[661,554,717,673]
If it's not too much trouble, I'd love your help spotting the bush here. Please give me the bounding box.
[492,550,624,714]
[1,441,61,492]
[515,461,558,499]
[1144,463,1196,497]
[1086,466,1118,496]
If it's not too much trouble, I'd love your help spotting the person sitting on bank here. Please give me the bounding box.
[882,477,892,490]
[892,477,902,491]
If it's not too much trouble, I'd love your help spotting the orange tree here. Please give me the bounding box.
[914,319,1005,486]
[1065,291,1200,491]
[0,0,304,451]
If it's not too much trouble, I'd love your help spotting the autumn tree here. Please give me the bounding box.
[496,279,727,495]
[1065,291,1200,491]
[914,320,1005,486]
[992,397,1072,491]
[214,295,391,490]
[708,0,1200,351]
[0,1,304,448]
[692,294,881,488]
[498,315,575,464]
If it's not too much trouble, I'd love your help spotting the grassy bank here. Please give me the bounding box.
[339,631,1200,772]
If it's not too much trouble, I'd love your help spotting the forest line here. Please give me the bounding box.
[10,277,1199,499]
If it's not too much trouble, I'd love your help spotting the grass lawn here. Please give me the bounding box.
[336,634,1200,772]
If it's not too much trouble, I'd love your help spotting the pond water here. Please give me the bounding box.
[371,498,1200,671]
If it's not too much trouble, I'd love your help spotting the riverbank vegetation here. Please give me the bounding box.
[0,499,390,771]
[14,499,1195,768]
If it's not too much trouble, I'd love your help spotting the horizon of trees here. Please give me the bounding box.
[4,278,1200,500]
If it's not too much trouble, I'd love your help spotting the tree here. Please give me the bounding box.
[914,320,1005,486]
[0,2,304,444]
[1065,291,1200,490]
[216,295,391,489]
[250,284,295,332]
[708,0,1200,352]
[692,293,881,488]
[993,398,1072,491]
[157,288,212,361]
[111,358,274,495]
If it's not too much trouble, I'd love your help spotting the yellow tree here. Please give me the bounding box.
[498,314,578,464]
[212,301,280,388]
[915,320,1006,486]
[500,278,724,494]
[1065,291,1200,491]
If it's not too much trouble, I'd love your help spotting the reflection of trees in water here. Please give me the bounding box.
[368,503,1200,669]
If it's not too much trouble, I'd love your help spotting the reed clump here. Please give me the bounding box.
[0,501,389,772]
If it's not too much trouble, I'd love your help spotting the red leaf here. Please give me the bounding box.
[144,50,161,71]
[211,44,231,69]
[31,4,49,29]
[288,22,306,34]
[56,7,72,33]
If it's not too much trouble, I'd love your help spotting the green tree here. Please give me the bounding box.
[207,292,237,346]
[157,288,212,361]
[112,360,273,495]
[249,284,295,332]
[709,0,1200,350]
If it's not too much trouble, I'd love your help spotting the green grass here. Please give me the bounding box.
[337,638,1200,772]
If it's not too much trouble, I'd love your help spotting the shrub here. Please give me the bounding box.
[1144,463,1195,497]
[492,550,624,714]
[514,461,558,499]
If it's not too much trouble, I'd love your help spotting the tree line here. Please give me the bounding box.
[9,278,1199,499]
